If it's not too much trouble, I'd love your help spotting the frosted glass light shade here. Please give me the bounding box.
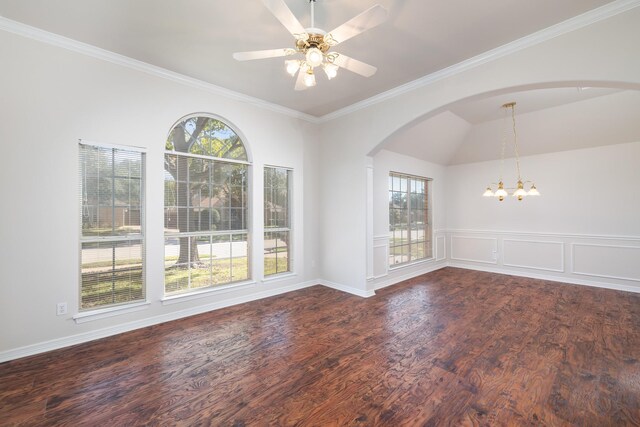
[305,48,323,67]
[528,184,540,196]
[494,188,508,198]
[323,63,338,80]
[303,70,316,87]
[285,60,300,76]
[513,188,528,200]
[513,180,527,200]
[483,187,494,197]
[494,180,508,199]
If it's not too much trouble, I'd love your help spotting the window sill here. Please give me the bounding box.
[161,280,257,305]
[389,257,436,272]
[262,272,297,283]
[73,301,151,324]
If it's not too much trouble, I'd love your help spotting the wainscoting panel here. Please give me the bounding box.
[436,235,446,261]
[450,236,498,264]
[503,240,564,272]
[572,244,640,282]
[445,229,640,293]
[372,235,390,279]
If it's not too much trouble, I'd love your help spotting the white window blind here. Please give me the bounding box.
[79,143,145,310]
[389,172,432,266]
[264,166,292,276]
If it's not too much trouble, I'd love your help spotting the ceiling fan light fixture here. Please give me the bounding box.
[232,0,388,90]
[323,63,338,80]
[303,69,316,87]
[305,47,324,68]
[285,59,301,76]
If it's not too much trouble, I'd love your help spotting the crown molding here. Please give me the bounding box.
[317,0,640,123]
[0,15,321,124]
[1,0,638,125]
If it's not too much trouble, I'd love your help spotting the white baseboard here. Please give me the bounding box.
[372,260,448,291]
[320,279,376,298]
[0,279,320,364]
[4,259,638,363]
[447,262,640,294]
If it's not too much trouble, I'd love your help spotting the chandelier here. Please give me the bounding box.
[483,102,540,201]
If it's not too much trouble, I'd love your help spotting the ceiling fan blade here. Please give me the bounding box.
[333,54,377,77]
[232,48,295,61]
[294,68,309,91]
[262,0,307,38]
[325,5,388,45]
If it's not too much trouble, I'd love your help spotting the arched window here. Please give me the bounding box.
[164,115,250,295]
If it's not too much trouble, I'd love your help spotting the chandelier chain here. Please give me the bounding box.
[510,104,522,181]
[483,101,539,201]
[499,107,508,182]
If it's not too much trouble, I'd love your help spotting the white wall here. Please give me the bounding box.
[366,150,448,289]
[0,30,321,360]
[445,141,640,291]
[319,7,640,293]
[2,6,640,361]
[447,142,640,235]
[373,150,447,236]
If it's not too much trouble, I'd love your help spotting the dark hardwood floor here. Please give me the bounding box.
[2,267,640,426]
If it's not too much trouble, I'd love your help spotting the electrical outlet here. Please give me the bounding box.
[56,302,68,316]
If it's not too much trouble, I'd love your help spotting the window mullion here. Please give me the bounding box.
[111,149,116,235]
[407,180,411,253]
[111,243,116,305]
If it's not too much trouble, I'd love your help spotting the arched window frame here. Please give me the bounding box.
[163,114,252,296]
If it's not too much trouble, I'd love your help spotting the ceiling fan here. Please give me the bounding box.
[233,0,388,90]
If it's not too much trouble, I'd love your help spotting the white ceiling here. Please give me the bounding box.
[383,88,640,165]
[0,0,616,117]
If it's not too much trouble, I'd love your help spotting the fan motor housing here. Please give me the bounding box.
[297,33,331,53]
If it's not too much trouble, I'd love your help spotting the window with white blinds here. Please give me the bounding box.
[79,143,145,310]
[264,166,292,276]
[389,172,432,266]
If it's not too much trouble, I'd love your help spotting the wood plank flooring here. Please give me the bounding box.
[2,267,640,426]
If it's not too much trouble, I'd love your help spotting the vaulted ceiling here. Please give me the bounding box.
[383,88,640,165]
[0,0,617,117]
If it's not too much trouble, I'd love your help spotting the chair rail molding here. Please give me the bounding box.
[444,229,640,292]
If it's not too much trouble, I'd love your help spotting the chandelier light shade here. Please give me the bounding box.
[483,102,540,202]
